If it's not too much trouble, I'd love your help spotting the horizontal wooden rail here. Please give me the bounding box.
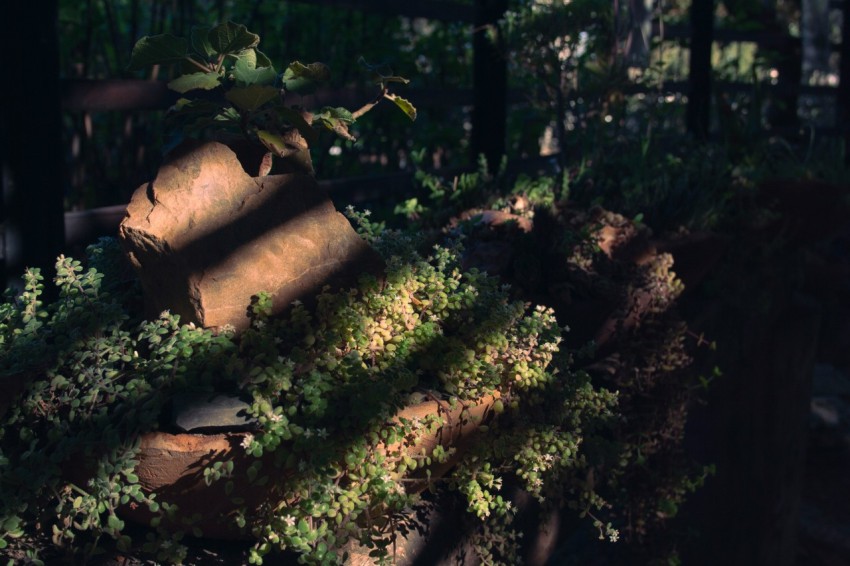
[290,0,474,22]
[61,78,838,114]
[65,204,128,247]
[656,23,842,52]
[61,79,177,111]
[60,80,526,112]
[625,80,839,97]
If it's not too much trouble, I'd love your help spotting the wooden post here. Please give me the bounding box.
[471,0,508,172]
[771,35,803,132]
[764,1,803,134]
[0,0,65,289]
[840,0,850,164]
[687,0,714,140]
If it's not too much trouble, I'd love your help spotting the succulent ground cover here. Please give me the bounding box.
[0,230,622,564]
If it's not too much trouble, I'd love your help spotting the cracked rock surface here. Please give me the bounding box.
[119,140,383,332]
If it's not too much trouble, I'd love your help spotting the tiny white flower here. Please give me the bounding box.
[283,515,296,528]
[240,433,255,450]
[303,429,313,438]
[254,319,266,329]
[268,412,283,423]
[316,428,329,439]
[298,460,308,472]
[291,299,303,307]
[609,529,619,543]
[277,355,286,364]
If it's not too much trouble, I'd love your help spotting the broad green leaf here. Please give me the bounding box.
[257,130,295,157]
[190,26,215,59]
[277,107,318,144]
[226,85,278,111]
[167,71,221,93]
[235,48,257,69]
[315,106,356,140]
[208,21,259,55]
[233,57,277,86]
[315,107,356,141]
[386,94,417,121]
[255,49,273,68]
[282,61,330,95]
[128,34,188,70]
[316,106,354,124]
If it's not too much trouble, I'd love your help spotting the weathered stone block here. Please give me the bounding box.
[119,141,383,332]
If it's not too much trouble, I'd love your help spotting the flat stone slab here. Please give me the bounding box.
[172,393,258,433]
[118,141,384,332]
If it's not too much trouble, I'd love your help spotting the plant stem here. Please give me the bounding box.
[68,482,90,497]
[184,56,213,73]
[352,88,388,120]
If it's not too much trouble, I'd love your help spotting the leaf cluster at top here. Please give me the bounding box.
[128,22,416,167]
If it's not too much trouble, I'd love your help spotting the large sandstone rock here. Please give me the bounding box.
[119,141,383,332]
[117,393,500,539]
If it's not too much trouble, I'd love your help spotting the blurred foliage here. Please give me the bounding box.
[59,0,846,233]
[125,23,416,176]
[59,1,474,209]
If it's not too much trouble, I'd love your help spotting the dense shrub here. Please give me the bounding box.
[0,234,621,564]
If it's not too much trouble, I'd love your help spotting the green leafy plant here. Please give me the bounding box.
[384,161,718,562]
[128,22,416,173]
[0,236,622,564]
